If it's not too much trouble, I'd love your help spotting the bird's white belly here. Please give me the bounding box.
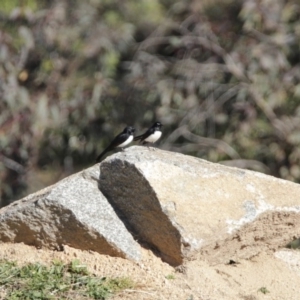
[145,131,162,143]
[117,135,133,147]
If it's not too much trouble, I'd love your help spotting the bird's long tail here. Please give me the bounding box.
[96,146,111,163]
[134,134,144,141]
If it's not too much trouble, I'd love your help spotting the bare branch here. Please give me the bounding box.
[0,154,26,174]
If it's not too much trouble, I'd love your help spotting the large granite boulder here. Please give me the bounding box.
[1,146,300,266]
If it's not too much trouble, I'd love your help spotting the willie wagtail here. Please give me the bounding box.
[96,126,135,162]
[134,122,163,145]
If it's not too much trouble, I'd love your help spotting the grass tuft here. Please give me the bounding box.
[258,287,270,294]
[0,259,134,300]
[165,274,175,280]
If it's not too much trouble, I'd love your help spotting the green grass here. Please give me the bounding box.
[258,287,270,294]
[165,274,175,280]
[0,259,134,300]
[286,238,300,249]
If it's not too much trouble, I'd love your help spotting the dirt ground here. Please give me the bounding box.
[0,243,299,300]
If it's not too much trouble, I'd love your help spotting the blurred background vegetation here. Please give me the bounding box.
[1,0,300,207]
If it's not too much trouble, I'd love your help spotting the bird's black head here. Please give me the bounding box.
[123,126,135,134]
[153,121,163,130]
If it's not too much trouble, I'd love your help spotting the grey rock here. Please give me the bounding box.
[100,146,300,266]
[2,146,300,267]
[0,166,141,261]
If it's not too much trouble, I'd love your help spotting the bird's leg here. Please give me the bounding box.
[121,148,125,152]
[142,141,150,150]
[151,144,157,151]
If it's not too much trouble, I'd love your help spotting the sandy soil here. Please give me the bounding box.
[0,243,300,300]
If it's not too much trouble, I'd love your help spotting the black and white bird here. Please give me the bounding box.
[134,122,163,145]
[96,126,135,162]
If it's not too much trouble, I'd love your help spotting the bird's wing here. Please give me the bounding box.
[134,127,154,141]
[96,132,129,162]
[109,132,130,147]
